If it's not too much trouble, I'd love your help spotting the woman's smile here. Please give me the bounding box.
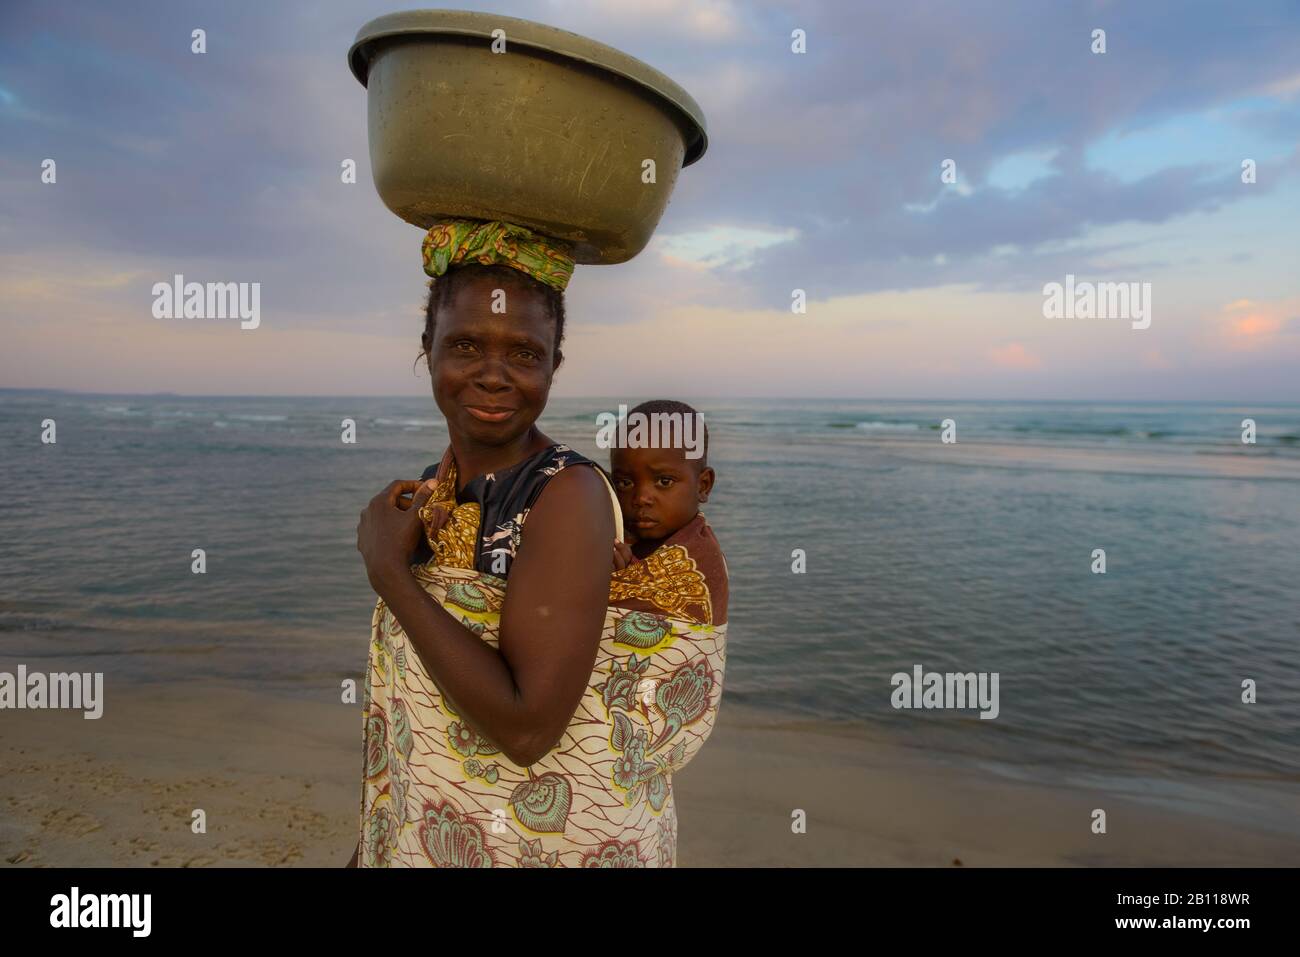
[465,405,516,423]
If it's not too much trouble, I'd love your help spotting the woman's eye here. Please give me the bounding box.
[516,350,538,361]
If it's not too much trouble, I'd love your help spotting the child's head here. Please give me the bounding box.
[609,399,715,546]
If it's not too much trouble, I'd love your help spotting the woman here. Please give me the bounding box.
[352,219,727,867]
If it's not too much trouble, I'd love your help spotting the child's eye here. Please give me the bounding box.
[613,478,631,490]
[656,477,675,488]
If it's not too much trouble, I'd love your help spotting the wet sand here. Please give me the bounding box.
[2,682,1296,867]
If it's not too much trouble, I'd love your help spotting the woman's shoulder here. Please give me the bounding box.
[523,444,609,507]
[517,443,602,489]
[519,464,615,556]
[536,442,597,471]
[514,444,612,531]
[418,443,593,481]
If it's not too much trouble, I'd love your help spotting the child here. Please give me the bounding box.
[604,399,728,863]
[607,399,717,570]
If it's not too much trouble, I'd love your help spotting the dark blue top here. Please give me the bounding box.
[419,442,605,578]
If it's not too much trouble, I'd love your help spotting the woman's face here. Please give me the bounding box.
[426,272,559,448]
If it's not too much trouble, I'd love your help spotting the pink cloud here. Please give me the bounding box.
[1142,349,1173,370]
[987,341,1043,370]
[1214,297,1297,349]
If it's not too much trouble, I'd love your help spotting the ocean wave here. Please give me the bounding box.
[853,420,921,431]
[374,418,443,429]
[1008,424,1133,436]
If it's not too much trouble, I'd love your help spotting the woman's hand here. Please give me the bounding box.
[357,479,440,595]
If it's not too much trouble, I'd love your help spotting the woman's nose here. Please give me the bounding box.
[473,354,511,390]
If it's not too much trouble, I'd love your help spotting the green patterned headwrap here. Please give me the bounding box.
[421,218,575,293]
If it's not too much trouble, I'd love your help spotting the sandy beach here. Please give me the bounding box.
[2,682,1296,868]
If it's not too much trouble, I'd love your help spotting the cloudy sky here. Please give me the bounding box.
[2,0,1298,399]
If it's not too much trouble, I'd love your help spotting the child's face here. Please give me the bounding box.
[610,446,715,544]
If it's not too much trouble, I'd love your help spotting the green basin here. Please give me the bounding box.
[348,9,708,265]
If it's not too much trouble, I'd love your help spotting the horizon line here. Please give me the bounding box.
[2,386,1299,406]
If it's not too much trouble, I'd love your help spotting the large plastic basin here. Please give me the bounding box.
[348,10,708,265]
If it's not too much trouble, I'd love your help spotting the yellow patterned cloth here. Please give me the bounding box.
[359,450,729,868]
[422,218,575,292]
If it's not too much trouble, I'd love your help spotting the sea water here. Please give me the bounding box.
[2,390,1297,830]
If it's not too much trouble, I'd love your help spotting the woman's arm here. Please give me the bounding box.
[371,465,613,767]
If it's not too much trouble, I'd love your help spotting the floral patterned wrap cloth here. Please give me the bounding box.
[359,445,729,867]
[422,217,575,293]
